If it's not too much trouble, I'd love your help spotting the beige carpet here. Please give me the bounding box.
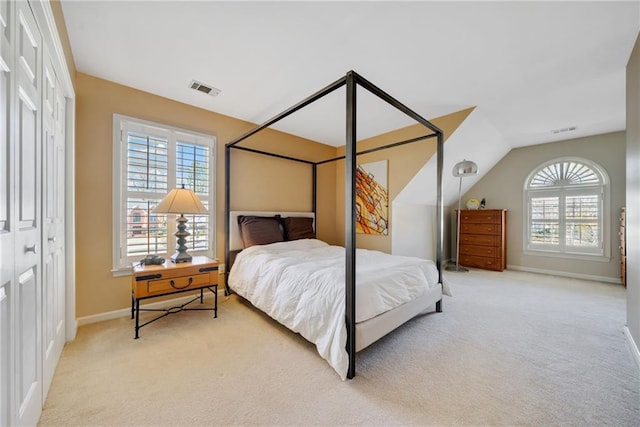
[39,269,639,426]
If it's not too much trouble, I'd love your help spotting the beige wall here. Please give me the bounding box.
[334,108,474,252]
[462,132,626,281]
[626,32,640,358]
[75,73,336,318]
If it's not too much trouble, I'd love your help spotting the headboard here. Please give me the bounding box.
[229,211,315,251]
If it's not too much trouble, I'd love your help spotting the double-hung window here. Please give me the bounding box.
[524,157,609,259]
[112,115,216,274]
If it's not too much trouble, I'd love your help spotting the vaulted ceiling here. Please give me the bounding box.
[60,1,640,149]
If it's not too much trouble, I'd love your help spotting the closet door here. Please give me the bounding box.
[13,2,43,425]
[41,49,65,398]
[0,0,14,424]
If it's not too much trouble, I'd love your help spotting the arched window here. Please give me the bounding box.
[524,158,609,258]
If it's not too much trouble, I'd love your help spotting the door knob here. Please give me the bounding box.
[48,236,56,242]
[25,244,38,254]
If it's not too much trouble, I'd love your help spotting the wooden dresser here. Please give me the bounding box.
[458,209,507,271]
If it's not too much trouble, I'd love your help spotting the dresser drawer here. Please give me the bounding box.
[460,234,499,246]
[460,244,499,257]
[459,255,503,271]
[460,223,500,235]
[460,211,502,224]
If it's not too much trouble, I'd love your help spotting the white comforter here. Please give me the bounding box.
[228,239,441,379]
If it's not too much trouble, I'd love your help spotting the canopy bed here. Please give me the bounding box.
[224,71,445,379]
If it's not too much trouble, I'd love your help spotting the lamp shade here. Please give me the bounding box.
[153,186,208,214]
[452,160,478,177]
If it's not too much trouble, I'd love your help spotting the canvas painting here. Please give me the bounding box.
[356,160,388,235]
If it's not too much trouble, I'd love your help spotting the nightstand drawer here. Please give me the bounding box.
[147,273,212,295]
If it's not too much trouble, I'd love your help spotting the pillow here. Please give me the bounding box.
[237,215,284,248]
[284,217,315,241]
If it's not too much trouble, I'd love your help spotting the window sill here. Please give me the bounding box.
[111,267,133,278]
[112,251,216,278]
[523,250,611,263]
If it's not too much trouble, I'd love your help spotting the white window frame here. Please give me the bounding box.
[523,157,610,261]
[112,114,216,275]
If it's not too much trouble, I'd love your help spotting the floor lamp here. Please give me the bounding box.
[446,159,478,272]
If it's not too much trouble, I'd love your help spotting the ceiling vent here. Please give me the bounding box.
[189,80,221,97]
[551,126,577,135]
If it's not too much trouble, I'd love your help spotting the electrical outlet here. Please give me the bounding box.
[219,263,226,274]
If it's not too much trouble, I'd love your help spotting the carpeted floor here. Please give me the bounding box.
[38,269,639,426]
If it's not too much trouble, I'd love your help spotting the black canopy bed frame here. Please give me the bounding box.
[224,70,444,379]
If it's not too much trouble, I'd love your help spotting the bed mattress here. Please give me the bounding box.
[228,239,443,379]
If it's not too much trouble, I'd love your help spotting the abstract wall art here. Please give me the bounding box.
[355,160,388,235]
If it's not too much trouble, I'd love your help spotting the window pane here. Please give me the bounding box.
[529,160,601,188]
[186,213,209,251]
[565,195,600,248]
[126,198,168,256]
[177,142,209,195]
[566,195,598,219]
[531,196,559,220]
[184,200,209,251]
[530,222,559,244]
[566,222,599,247]
[127,132,168,193]
[176,143,210,252]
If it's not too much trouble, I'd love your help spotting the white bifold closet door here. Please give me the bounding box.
[0,0,15,422]
[0,0,68,425]
[41,45,66,401]
[14,1,44,425]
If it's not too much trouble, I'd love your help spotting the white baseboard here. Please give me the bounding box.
[624,326,640,371]
[66,319,78,342]
[507,264,621,284]
[77,293,217,327]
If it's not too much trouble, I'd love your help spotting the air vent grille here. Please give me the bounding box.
[189,80,221,97]
[551,126,577,135]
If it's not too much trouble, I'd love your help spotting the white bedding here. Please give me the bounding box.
[228,239,443,379]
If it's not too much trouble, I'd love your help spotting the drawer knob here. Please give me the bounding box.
[170,277,193,290]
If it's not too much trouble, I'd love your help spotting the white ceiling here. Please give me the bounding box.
[60,1,640,148]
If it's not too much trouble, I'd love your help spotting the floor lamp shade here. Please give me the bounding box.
[453,159,478,177]
[446,160,478,273]
[153,185,208,263]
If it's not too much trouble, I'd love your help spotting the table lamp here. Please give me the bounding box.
[153,184,208,263]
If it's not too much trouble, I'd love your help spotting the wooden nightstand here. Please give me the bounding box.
[130,256,218,338]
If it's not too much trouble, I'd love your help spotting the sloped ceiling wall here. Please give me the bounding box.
[392,108,511,260]
[395,108,512,207]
